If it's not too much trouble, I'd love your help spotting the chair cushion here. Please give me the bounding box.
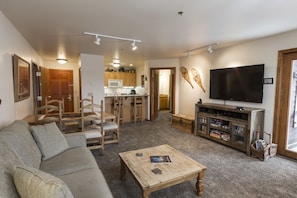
[13,165,73,198]
[103,122,118,131]
[31,122,69,160]
[84,128,103,139]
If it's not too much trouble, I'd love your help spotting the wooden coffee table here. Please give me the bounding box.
[119,144,207,198]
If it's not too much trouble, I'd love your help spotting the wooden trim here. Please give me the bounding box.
[273,48,297,159]
[149,67,176,121]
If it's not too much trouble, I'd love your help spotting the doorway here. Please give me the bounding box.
[150,67,176,121]
[273,48,297,160]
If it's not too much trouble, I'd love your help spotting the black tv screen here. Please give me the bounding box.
[210,64,264,103]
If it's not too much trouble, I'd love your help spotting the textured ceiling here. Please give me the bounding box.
[1,0,297,67]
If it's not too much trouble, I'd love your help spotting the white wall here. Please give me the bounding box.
[180,29,297,135]
[43,61,80,112]
[0,11,42,129]
[80,53,105,105]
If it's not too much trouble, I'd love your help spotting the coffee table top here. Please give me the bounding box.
[119,144,207,191]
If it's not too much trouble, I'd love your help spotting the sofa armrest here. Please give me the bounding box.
[64,133,86,148]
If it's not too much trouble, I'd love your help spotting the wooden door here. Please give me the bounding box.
[41,68,74,112]
[150,69,159,121]
[41,67,49,106]
[49,69,74,112]
[274,48,297,160]
[31,62,41,108]
[150,68,176,121]
[169,69,175,113]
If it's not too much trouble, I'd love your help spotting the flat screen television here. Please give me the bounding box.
[210,64,264,103]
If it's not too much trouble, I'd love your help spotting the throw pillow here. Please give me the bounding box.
[13,165,74,198]
[31,122,69,160]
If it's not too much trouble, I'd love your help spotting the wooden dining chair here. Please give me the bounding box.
[80,97,104,154]
[34,99,63,128]
[45,98,64,114]
[103,96,121,144]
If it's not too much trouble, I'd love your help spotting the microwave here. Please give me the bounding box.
[108,79,123,88]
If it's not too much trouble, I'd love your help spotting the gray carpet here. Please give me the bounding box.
[92,111,297,198]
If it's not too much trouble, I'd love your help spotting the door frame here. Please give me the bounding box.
[273,48,297,160]
[149,67,176,121]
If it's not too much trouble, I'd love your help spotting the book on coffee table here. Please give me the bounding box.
[150,155,172,163]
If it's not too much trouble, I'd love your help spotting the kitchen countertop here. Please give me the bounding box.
[105,94,148,98]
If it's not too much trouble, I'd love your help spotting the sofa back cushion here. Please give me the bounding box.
[0,138,23,198]
[31,122,69,160]
[0,120,42,169]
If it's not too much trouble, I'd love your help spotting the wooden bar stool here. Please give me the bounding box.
[134,96,144,123]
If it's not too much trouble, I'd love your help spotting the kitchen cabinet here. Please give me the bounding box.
[104,72,136,86]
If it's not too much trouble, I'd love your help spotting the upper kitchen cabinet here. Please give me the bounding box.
[104,72,136,86]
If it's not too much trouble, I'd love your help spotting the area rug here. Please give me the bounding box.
[92,111,297,198]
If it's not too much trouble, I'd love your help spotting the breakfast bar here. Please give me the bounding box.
[105,94,148,124]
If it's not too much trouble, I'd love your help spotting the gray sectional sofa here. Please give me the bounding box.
[0,120,113,198]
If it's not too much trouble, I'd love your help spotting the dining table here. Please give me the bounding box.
[23,111,116,133]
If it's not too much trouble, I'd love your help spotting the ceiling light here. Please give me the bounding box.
[112,59,120,68]
[112,63,120,68]
[131,40,137,51]
[94,35,100,45]
[113,59,120,64]
[208,45,213,54]
[56,58,68,64]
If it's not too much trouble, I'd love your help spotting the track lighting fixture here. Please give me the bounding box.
[185,42,218,56]
[94,35,100,45]
[208,45,213,54]
[131,40,137,51]
[84,32,141,50]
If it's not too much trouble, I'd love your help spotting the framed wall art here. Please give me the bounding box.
[12,54,30,102]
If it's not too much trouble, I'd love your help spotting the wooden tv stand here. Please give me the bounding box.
[194,103,264,155]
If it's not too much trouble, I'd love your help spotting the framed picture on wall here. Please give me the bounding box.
[12,54,30,102]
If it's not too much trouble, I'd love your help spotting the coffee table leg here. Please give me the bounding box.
[196,171,205,196]
[120,159,126,180]
[142,190,150,198]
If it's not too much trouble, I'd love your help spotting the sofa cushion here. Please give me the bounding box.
[31,122,69,160]
[13,165,74,198]
[64,133,86,148]
[40,147,98,176]
[58,168,113,198]
[0,138,23,198]
[0,120,41,169]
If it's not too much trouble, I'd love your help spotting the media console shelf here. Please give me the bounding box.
[194,103,264,155]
